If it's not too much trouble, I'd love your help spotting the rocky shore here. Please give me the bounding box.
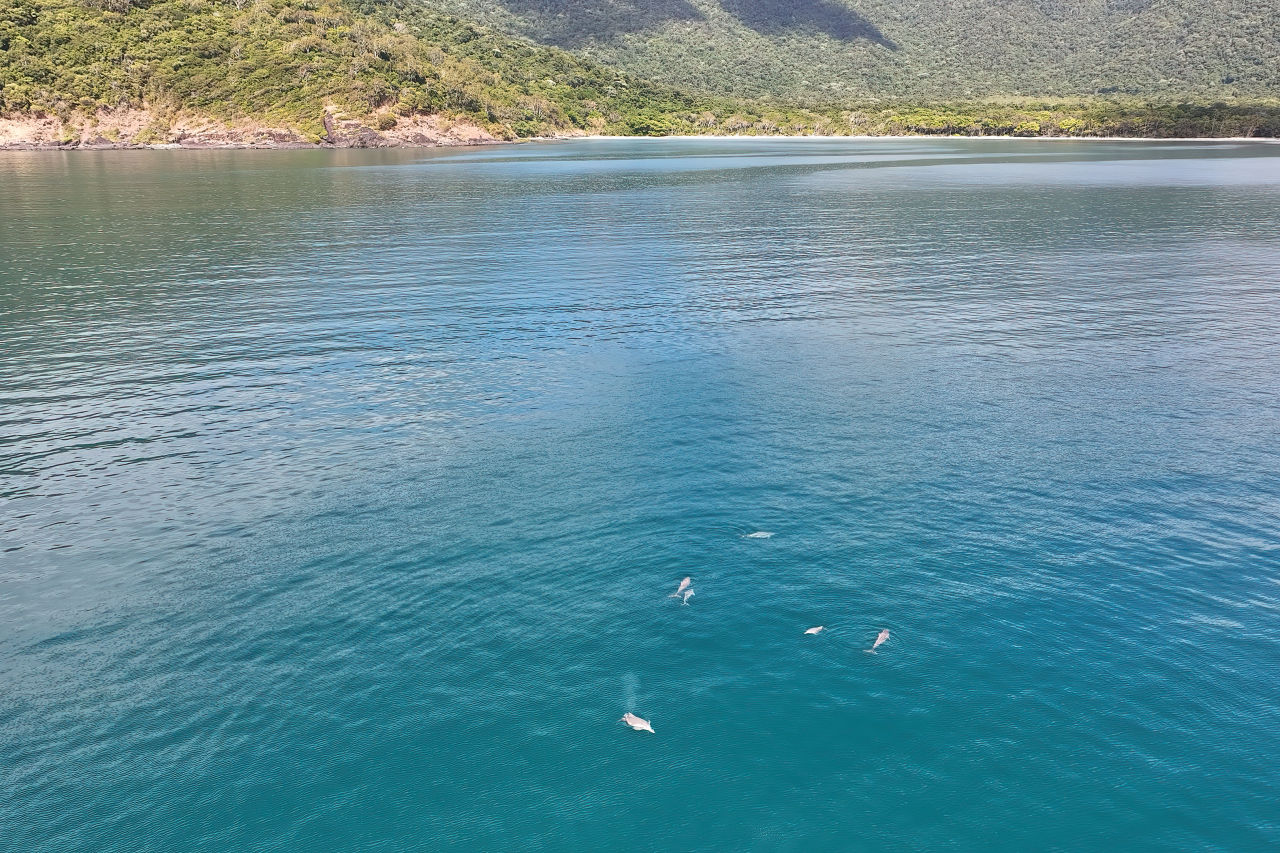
[0,108,504,150]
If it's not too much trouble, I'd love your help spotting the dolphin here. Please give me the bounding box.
[743,531,773,539]
[669,577,692,598]
[804,626,824,635]
[681,589,694,605]
[621,712,654,733]
[866,629,890,653]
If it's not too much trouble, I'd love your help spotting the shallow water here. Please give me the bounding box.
[2,138,1280,851]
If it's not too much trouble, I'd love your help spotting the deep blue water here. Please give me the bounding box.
[2,138,1280,851]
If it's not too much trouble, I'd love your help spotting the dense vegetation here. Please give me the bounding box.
[429,0,1280,102]
[0,0,737,138]
[2,0,1278,141]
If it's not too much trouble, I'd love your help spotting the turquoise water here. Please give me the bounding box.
[3,139,1280,850]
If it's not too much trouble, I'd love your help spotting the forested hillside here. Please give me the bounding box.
[0,0,755,140]
[426,0,1280,101]
[2,0,1278,144]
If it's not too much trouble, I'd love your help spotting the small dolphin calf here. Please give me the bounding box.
[681,589,695,605]
[804,626,824,635]
[744,531,773,539]
[866,629,890,653]
[669,577,692,598]
[621,712,654,733]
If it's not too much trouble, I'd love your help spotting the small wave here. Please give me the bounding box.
[1175,615,1244,629]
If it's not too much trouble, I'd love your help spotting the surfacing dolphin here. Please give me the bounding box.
[804,626,824,635]
[866,629,890,653]
[621,712,654,733]
[669,577,692,598]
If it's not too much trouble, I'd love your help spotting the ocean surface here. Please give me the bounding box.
[2,138,1280,851]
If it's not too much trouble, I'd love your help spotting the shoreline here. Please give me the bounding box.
[5,133,1274,153]
[4,131,1277,152]
[579,133,1280,144]
[4,104,1278,152]
[0,139,507,151]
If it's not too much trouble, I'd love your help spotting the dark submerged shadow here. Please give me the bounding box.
[717,0,897,48]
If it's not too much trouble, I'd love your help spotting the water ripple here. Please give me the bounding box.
[2,139,1280,851]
